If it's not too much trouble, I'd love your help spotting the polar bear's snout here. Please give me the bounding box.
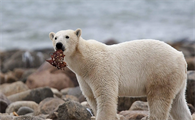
[56,42,65,51]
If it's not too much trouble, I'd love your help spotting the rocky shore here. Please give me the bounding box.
[0,39,195,120]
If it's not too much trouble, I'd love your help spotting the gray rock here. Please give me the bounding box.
[17,106,34,115]
[57,99,91,120]
[6,101,38,114]
[8,87,53,103]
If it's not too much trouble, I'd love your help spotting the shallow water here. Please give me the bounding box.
[0,0,195,50]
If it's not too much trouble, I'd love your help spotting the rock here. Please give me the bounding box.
[119,110,148,120]
[188,104,195,114]
[17,106,34,115]
[0,100,8,113]
[2,50,49,72]
[57,99,91,120]
[118,97,147,111]
[104,39,118,45]
[37,97,65,115]
[63,67,78,86]
[0,113,14,120]
[192,113,195,120]
[51,88,62,98]
[186,57,195,70]
[129,101,148,111]
[8,87,53,103]
[14,116,44,120]
[81,101,91,109]
[0,81,29,96]
[0,93,11,113]
[20,69,36,83]
[6,101,38,114]
[62,95,79,102]
[186,71,195,107]
[26,62,74,91]
[60,87,71,95]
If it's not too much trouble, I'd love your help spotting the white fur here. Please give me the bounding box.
[49,29,192,120]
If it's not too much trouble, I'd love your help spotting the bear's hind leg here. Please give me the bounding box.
[170,85,192,120]
[146,84,175,120]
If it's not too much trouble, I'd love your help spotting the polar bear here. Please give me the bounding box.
[49,29,192,120]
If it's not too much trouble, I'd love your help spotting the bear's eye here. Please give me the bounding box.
[55,37,57,40]
[65,36,69,39]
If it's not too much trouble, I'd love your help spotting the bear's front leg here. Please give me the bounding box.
[92,82,119,120]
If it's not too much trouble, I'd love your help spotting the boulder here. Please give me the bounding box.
[37,97,65,115]
[0,81,29,96]
[8,87,53,103]
[57,99,91,120]
[20,68,36,83]
[2,50,49,72]
[6,101,38,114]
[26,62,74,91]
[0,93,11,113]
[17,106,34,115]
[188,104,195,114]
[186,71,195,107]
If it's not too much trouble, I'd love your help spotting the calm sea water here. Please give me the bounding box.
[0,0,195,50]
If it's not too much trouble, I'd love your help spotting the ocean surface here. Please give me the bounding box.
[0,0,195,50]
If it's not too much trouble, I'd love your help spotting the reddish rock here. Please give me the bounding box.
[26,62,74,91]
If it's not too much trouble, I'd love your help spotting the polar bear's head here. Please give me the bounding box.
[49,28,81,56]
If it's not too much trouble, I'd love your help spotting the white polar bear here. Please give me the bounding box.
[49,29,192,120]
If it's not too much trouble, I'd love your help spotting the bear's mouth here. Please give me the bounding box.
[56,46,65,52]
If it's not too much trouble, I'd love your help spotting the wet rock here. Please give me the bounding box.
[0,113,14,120]
[129,101,148,111]
[8,87,53,103]
[17,106,34,115]
[0,81,29,96]
[186,71,195,107]
[6,101,38,114]
[26,62,74,91]
[57,99,91,120]
[119,110,148,120]
[37,97,65,115]
[118,97,147,111]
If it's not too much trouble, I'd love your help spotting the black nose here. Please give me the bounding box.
[56,42,63,49]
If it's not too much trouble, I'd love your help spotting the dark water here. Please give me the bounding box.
[0,0,195,50]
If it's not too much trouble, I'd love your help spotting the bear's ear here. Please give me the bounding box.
[49,32,55,41]
[75,28,82,38]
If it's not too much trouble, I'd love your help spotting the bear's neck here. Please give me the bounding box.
[65,37,107,77]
